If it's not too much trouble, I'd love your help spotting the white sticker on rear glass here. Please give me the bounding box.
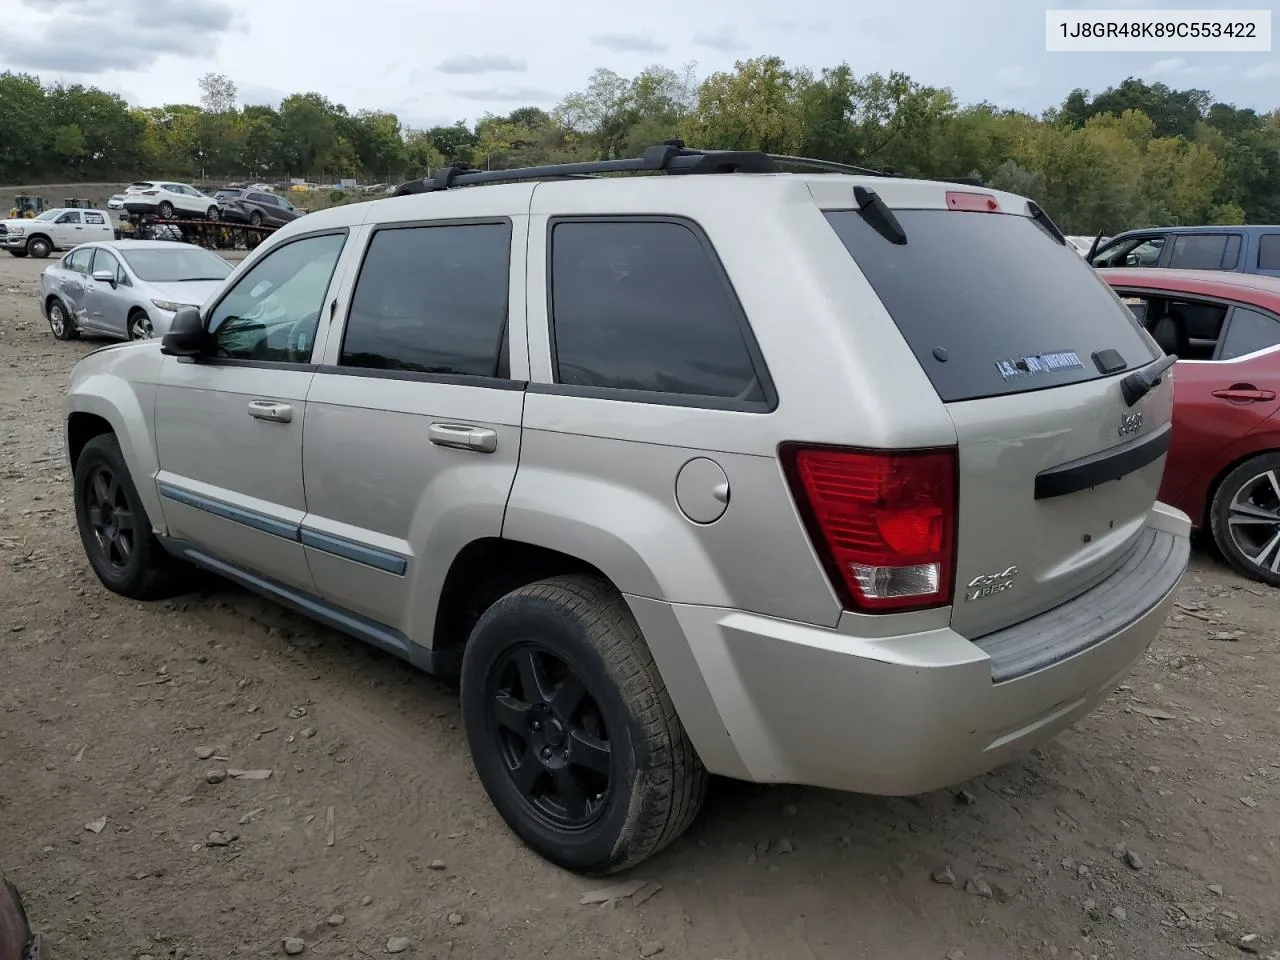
[995,350,1084,381]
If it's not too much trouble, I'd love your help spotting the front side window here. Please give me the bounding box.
[1221,306,1280,361]
[548,219,765,403]
[1092,235,1166,268]
[206,232,346,364]
[90,248,127,285]
[340,223,512,378]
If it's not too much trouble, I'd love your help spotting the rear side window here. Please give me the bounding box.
[549,219,766,404]
[1168,234,1237,270]
[84,211,105,225]
[340,222,512,379]
[1259,235,1280,271]
[1221,306,1280,360]
[824,209,1157,403]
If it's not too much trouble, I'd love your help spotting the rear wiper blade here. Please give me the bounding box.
[1121,353,1177,407]
[853,185,907,245]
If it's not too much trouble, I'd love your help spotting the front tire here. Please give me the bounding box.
[27,236,51,259]
[206,206,219,220]
[1210,452,1280,587]
[8,249,27,258]
[47,298,78,340]
[249,210,263,226]
[128,310,154,340]
[73,434,188,599]
[460,575,707,875]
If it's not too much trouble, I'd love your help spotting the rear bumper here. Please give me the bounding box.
[630,502,1191,795]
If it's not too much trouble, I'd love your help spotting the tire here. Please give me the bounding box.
[128,310,154,340]
[249,210,263,226]
[73,434,189,600]
[8,249,28,258]
[206,206,219,220]
[1209,451,1280,587]
[47,297,78,340]
[26,236,51,259]
[460,574,707,875]
[158,201,175,219]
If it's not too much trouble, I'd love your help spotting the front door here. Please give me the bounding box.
[84,247,131,338]
[152,230,353,591]
[51,210,84,250]
[302,216,527,642]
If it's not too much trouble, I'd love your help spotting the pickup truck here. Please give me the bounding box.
[0,207,115,259]
[1091,224,1280,277]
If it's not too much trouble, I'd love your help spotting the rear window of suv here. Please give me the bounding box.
[823,208,1158,403]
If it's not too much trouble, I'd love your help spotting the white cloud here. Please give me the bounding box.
[1244,60,1280,80]
[435,54,527,75]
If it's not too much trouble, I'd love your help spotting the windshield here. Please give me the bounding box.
[120,247,234,282]
[34,210,62,221]
[824,208,1158,403]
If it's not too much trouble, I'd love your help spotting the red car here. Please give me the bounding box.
[1098,268,1280,586]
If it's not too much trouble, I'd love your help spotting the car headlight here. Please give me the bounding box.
[9,226,24,237]
[151,299,193,313]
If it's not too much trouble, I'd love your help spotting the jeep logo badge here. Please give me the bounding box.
[1118,412,1143,437]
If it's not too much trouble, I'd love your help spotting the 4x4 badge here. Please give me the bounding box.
[965,565,1018,602]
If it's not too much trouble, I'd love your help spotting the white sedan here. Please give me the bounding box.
[122,181,221,220]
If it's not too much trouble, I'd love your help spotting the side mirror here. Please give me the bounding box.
[91,269,116,287]
[161,306,207,358]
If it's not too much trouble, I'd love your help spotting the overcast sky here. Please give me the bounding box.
[3,0,1276,128]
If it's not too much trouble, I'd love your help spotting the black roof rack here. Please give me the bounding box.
[391,140,911,196]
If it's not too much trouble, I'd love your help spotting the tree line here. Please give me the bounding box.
[1,61,1277,235]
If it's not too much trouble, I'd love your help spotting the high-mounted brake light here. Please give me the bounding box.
[946,190,1000,213]
[782,445,958,612]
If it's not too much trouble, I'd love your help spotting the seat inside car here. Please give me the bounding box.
[1149,309,1189,357]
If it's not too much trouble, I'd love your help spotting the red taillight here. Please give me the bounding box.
[946,190,1000,213]
[782,445,958,612]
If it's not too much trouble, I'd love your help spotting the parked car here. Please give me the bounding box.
[42,239,233,342]
[1099,267,1280,585]
[0,207,114,258]
[107,194,126,210]
[122,181,220,220]
[1092,225,1280,278]
[214,187,305,227]
[62,147,1190,875]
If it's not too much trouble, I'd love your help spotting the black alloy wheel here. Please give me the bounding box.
[486,643,613,829]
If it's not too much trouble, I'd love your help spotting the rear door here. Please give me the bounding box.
[303,212,528,641]
[823,186,1168,638]
[82,209,113,241]
[59,246,94,323]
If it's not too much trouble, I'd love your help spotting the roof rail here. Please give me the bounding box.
[764,154,901,178]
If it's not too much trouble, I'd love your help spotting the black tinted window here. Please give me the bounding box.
[549,220,764,402]
[1221,307,1280,360]
[1168,234,1233,269]
[340,223,511,378]
[825,209,1156,403]
[1259,235,1280,271]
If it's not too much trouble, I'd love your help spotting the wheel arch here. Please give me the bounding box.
[65,382,165,532]
[1201,432,1280,529]
[26,232,53,252]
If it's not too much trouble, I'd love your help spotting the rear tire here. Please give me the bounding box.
[27,236,51,259]
[73,434,190,600]
[1209,451,1280,587]
[47,297,78,340]
[158,201,175,219]
[460,574,707,875]
[249,210,263,226]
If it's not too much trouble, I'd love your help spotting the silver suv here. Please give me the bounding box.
[63,144,1192,875]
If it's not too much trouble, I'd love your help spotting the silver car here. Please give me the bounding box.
[63,147,1192,876]
[41,240,233,342]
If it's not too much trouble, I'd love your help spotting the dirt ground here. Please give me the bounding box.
[0,251,1277,960]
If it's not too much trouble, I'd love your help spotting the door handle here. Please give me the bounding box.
[1212,385,1276,402]
[247,400,293,422]
[428,423,498,453]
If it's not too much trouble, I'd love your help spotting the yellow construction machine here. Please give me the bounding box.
[8,195,44,218]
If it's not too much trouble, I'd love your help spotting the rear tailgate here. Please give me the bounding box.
[819,180,1169,639]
